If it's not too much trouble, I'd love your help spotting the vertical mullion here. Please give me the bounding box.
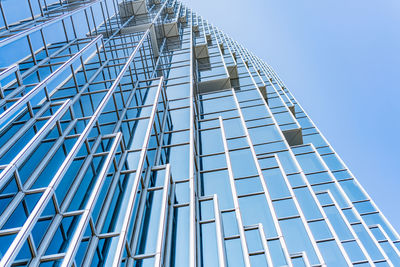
[274,153,352,266]
[153,164,172,266]
[257,223,274,266]
[213,194,227,267]
[109,77,164,266]
[0,2,9,30]
[61,133,122,267]
[308,143,393,265]
[188,9,198,267]
[218,116,251,267]
[231,89,293,266]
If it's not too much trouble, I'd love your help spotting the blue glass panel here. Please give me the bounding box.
[317,240,349,266]
[279,217,320,265]
[225,239,245,267]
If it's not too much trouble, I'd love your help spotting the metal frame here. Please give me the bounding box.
[0,0,398,266]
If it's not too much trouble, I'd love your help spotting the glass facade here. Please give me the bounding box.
[0,0,399,266]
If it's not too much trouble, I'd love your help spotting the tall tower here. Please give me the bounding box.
[0,0,398,266]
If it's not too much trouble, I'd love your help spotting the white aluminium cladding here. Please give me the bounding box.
[0,0,398,266]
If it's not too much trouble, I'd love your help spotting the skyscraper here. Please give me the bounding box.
[0,0,398,266]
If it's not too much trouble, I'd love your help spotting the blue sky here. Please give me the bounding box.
[184,0,400,230]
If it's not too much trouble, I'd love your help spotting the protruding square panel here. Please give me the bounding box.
[167,6,175,14]
[219,43,225,53]
[258,85,268,102]
[198,78,232,94]
[194,43,209,59]
[288,105,296,117]
[179,15,187,23]
[283,128,303,146]
[227,64,238,79]
[163,22,179,37]
[118,0,148,18]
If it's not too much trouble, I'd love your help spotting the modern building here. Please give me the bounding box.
[0,0,399,266]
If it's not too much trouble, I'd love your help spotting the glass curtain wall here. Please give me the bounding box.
[0,0,399,266]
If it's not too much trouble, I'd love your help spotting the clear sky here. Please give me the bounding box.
[184,0,400,231]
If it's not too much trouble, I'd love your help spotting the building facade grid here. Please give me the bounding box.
[0,0,399,266]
